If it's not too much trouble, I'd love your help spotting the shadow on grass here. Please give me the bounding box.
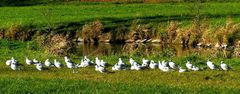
[53,13,240,33]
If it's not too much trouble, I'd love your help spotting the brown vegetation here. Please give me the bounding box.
[113,25,129,42]
[77,18,240,48]
[3,24,33,41]
[48,34,71,55]
[81,20,103,43]
[167,21,178,43]
[1,17,240,55]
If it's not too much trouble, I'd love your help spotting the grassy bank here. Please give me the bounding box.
[1,57,240,94]
[1,72,240,94]
[0,2,240,45]
[0,2,240,28]
[1,40,240,93]
[1,77,240,94]
[1,57,240,93]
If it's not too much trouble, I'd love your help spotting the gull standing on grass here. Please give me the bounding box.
[112,58,127,71]
[168,60,177,69]
[149,60,158,69]
[130,58,142,70]
[45,59,53,67]
[158,61,171,72]
[33,59,39,65]
[220,61,230,71]
[142,58,150,68]
[36,62,44,71]
[10,57,20,70]
[64,56,77,73]
[54,59,63,68]
[186,61,193,70]
[206,60,216,70]
[26,57,33,65]
[94,57,108,73]
[95,65,107,73]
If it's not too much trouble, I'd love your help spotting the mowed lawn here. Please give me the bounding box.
[0,2,240,28]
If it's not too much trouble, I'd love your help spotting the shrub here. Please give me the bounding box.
[99,32,112,42]
[81,20,103,43]
[113,25,129,42]
[175,27,191,46]
[5,24,22,40]
[215,17,240,46]
[47,34,72,55]
[4,24,32,41]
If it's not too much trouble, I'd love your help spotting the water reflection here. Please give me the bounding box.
[69,43,237,58]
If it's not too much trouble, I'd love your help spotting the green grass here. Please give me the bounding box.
[0,2,240,29]
[1,64,240,93]
[1,2,240,93]
[1,72,240,94]
[1,40,240,93]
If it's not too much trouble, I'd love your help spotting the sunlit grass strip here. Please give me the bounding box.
[1,69,240,93]
[0,2,240,28]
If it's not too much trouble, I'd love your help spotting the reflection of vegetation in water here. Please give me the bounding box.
[80,43,113,56]
[1,39,240,63]
[69,43,239,58]
[121,43,168,57]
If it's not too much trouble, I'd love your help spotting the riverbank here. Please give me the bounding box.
[0,2,240,49]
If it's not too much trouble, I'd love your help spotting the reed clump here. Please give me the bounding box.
[113,25,129,42]
[5,24,22,40]
[167,21,178,43]
[4,24,33,41]
[81,20,103,43]
[47,34,71,55]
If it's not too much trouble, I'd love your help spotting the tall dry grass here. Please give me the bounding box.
[4,24,31,40]
[127,21,153,41]
[48,34,71,55]
[113,25,129,42]
[81,20,103,43]
[1,17,240,50]
[40,34,71,55]
[167,21,178,43]
[212,17,240,46]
